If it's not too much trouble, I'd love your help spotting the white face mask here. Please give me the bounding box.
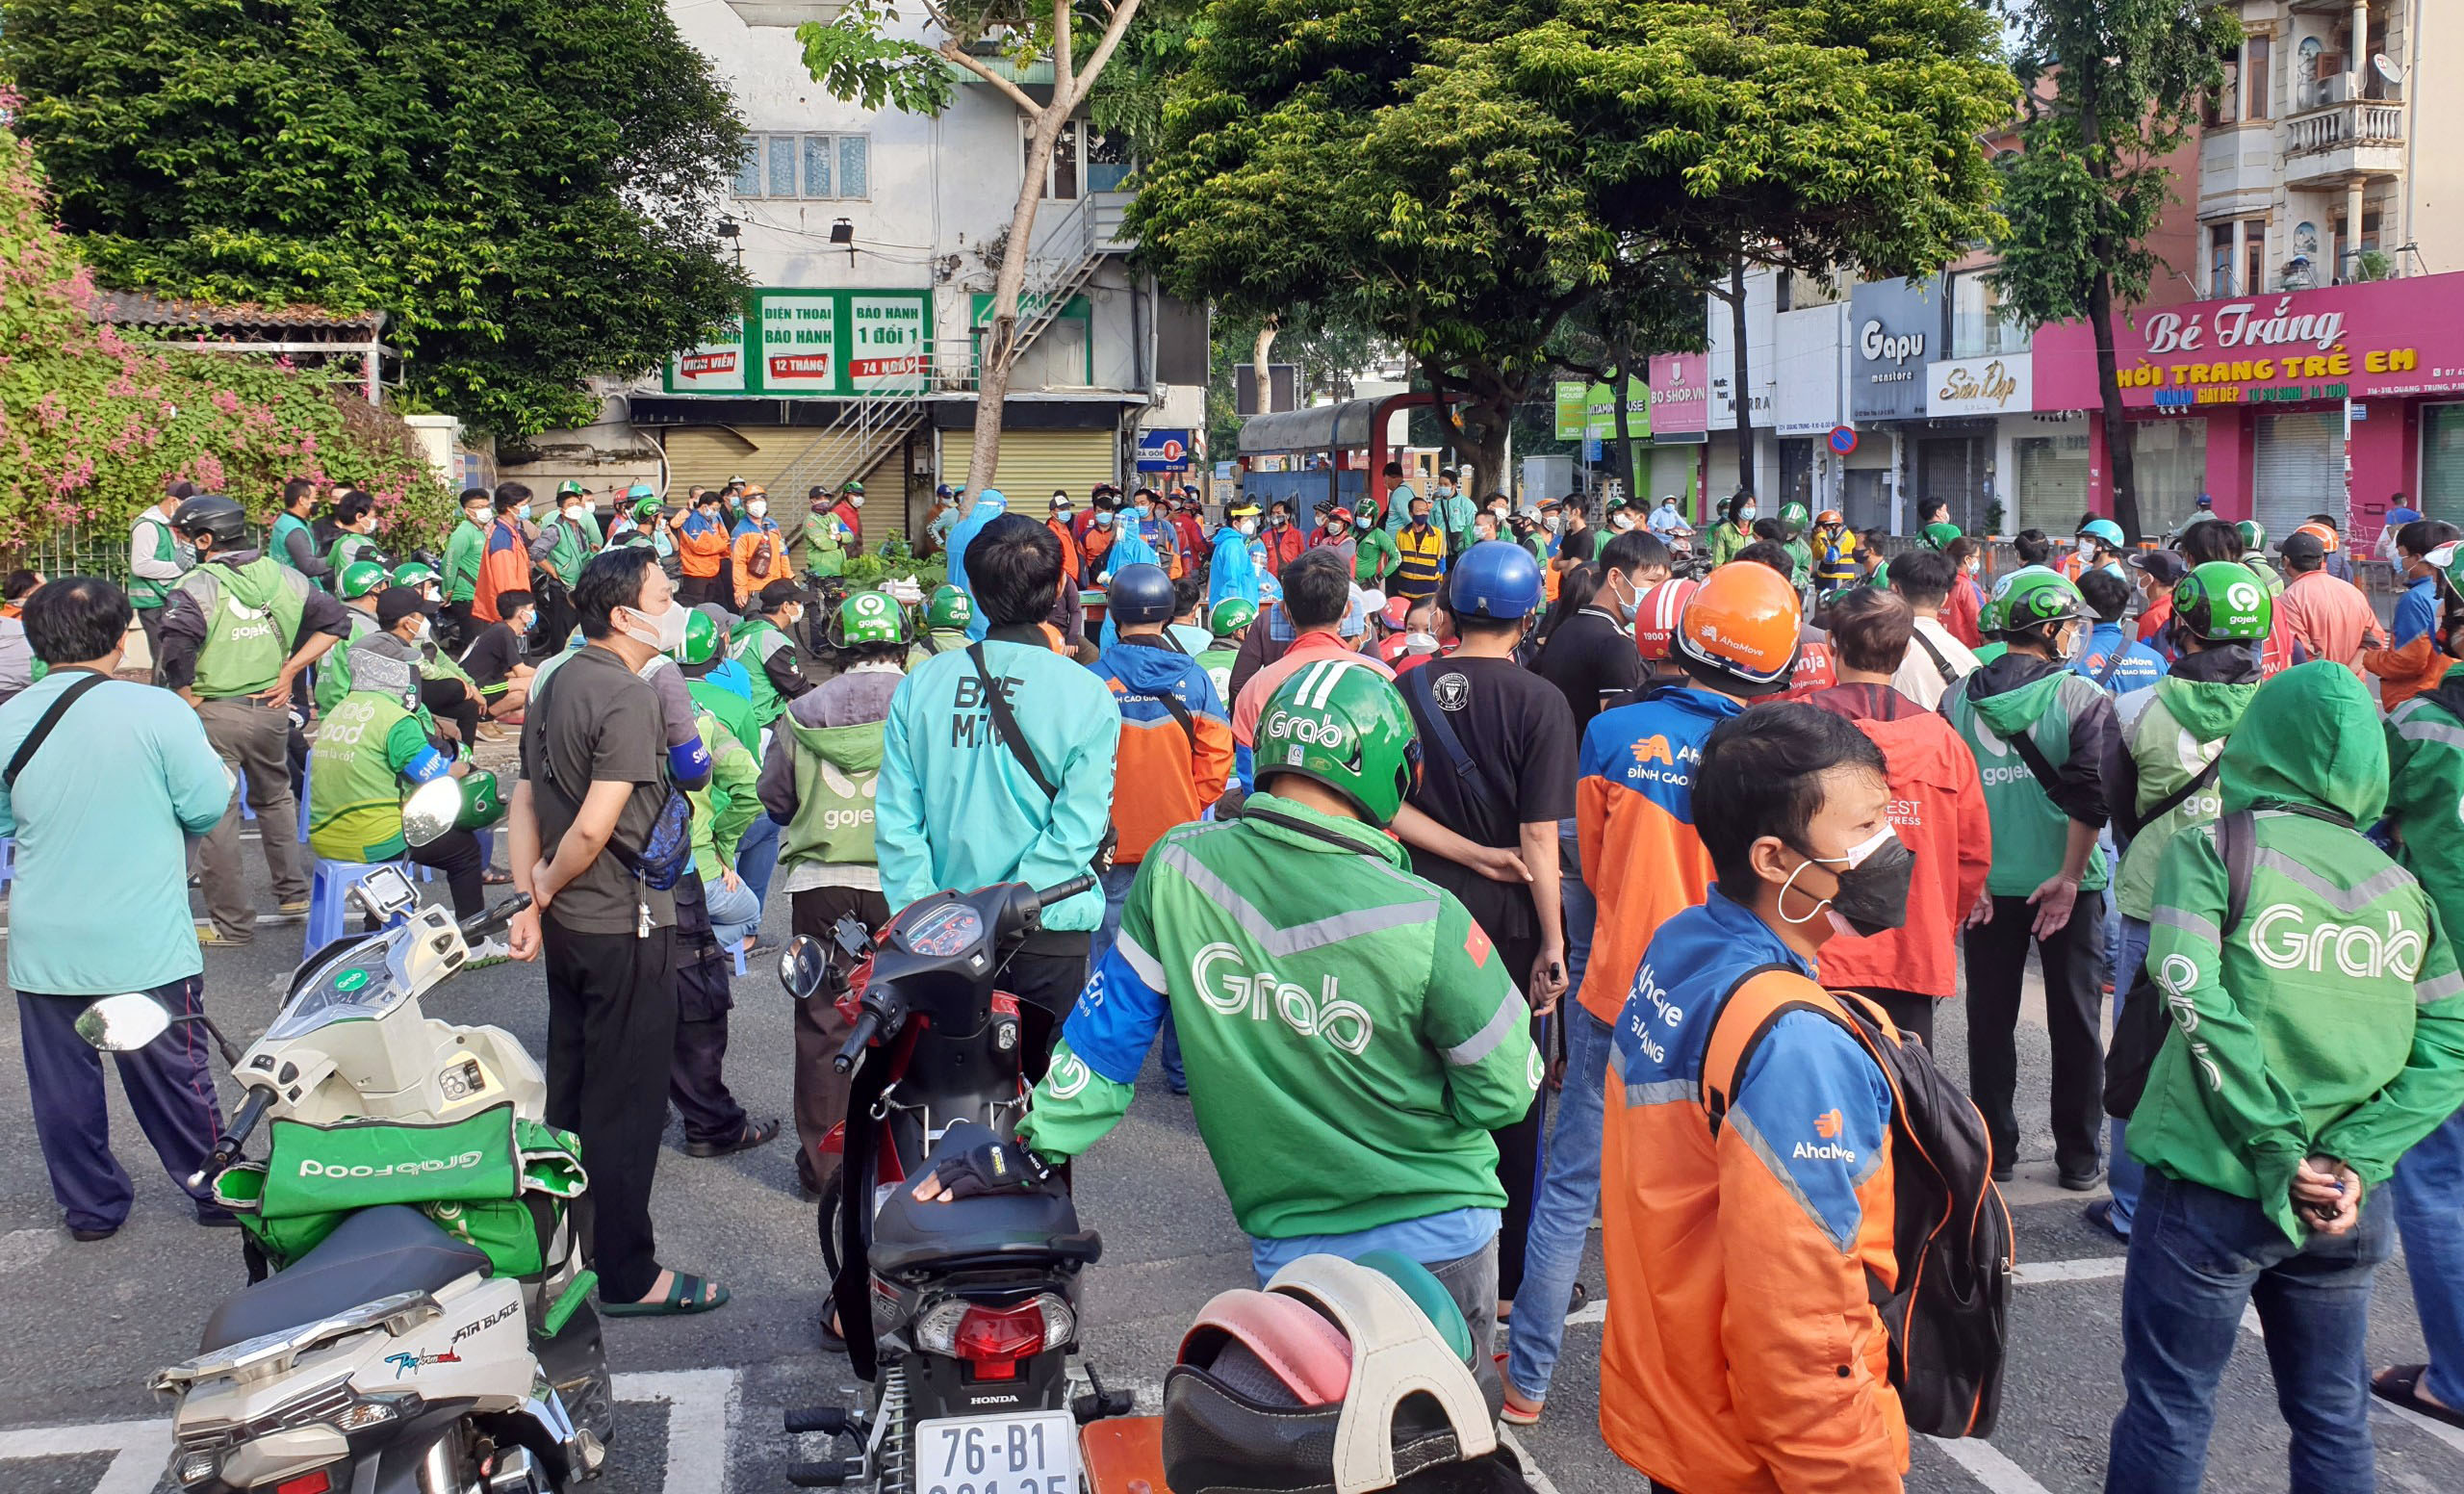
[563,504,583,522]
[1612,513,1636,530]
[849,496,865,508]
[747,499,768,519]
[1238,519,1257,537]
[1403,630,1441,655]
[623,599,690,655]
[409,618,432,646]
[466,509,491,528]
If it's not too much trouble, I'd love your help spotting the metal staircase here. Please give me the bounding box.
[768,192,1133,514]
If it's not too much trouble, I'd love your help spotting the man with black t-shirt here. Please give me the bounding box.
[1395,541,1576,1323]
[458,587,536,725]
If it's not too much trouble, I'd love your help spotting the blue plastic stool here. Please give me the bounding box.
[305,859,410,957]
[733,944,749,978]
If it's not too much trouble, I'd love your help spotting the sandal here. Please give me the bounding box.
[2374,1365,2464,1430]
[684,1117,779,1159]
[601,1271,730,1317]
[482,868,513,886]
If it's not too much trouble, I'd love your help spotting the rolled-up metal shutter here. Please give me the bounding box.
[2421,404,2464,526]
[940,428,1117,501]
[2252,411,2342,539]
[2016,433,2090,535]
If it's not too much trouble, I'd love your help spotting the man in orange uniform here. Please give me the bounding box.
[674,489,733,608]
[1501,560,1800,1424]
[1806,586,1991,1050]
[1601,702,1912,1493]
[730,487,790,610]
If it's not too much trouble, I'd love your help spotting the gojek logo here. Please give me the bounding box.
[1191,942,1374,1054]
[2248,904,2424,980]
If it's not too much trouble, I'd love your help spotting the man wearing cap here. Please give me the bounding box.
[1046,494,1085,584]
[731,579,815,734]
[804,487,854,580]
[1344,502,1401,591]
[729,488,789,611]
[2129,551,2188,661]
[831,482,867,556]
[127,479,193,678]
[2278,528,2381,677]
[675,489,733,608]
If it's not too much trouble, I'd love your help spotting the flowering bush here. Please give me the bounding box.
[0,101,455,556]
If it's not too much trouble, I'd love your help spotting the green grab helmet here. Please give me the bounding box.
[926,584,974,631]
[454,770,507,832]
[338,559,389,600]
[629,495,662,521]
[1984,567,2087,636]
[556,479,587,498]
[1778,502,1811,534]
[2174,561,2273,641]
[1254,660,1422,828]
[675,607,721,666]
[837,589,908,646]
[391,561,438,591]
[2236,519,2267,554]
[1209,597,1258,637]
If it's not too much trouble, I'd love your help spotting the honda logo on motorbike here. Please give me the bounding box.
[2247,904,2424,980]
[1191,942,1375,1054]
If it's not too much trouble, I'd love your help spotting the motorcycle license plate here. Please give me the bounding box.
[914,1410,1076,1494]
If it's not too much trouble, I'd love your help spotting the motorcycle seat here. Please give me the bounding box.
[199,1205,491,1352]
[869,1123,1098,1275]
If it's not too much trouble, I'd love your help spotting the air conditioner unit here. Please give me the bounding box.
[2322,73,2355,105]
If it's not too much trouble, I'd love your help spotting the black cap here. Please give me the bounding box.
[376,587,438,629]
[758,578,806,611]
[2276,530,2325,565]
[2128,551,2188,584]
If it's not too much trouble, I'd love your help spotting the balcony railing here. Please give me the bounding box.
[2286,101,2406,159]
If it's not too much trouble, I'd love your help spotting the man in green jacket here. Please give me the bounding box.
[1944,568,2119,1190]
[906,585,974,668]
[440,488,493,647]
[314,561,390,715]
[2093,561,2268,1244]
[918,664,1542,1352]
[2108,661,2464,1494]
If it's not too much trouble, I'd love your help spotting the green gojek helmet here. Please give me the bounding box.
[2235,519,2267,554]
[1984,567,2088,636]
[454,769,507,832]
[836,589,909,647]
[1209,597,1258,637]
[2174,561,2273,641]
[1254,659,1423,828]
[391,561,438,593]
[629,495,662,522]
[1778,502,1811,535]
[926,584,974,631]
[338,559,389,600]
[674,607,722,666]
[556,479,587,498]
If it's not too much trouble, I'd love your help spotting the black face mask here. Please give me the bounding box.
[1780,826,1914,939]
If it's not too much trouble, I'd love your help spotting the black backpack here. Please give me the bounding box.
[1704,968,2013,1439]
[2105,810,2255,1118]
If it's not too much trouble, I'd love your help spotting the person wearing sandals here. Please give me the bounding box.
[2374,644,2464,1431]
[506,547,731,1318]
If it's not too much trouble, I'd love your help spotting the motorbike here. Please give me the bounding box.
[780,875,1134,1492]
[76,812,609,1494]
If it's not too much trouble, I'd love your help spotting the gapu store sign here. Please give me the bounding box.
[664,289,934,397]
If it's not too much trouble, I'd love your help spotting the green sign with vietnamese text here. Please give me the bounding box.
[1552,379,1651,441]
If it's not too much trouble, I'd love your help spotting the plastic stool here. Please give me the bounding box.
[733,944,749,978]
[305,859,410,957]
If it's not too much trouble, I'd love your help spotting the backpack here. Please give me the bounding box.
[1703,968,2013,1439]
[2104,810,2253,1118]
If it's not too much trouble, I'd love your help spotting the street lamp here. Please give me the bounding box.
[831,217,856,268]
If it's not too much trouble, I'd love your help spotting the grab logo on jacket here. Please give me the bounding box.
[2247,904,2424,980]
[1191,941,1375,1054]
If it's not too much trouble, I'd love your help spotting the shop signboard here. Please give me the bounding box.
[664,318,747,393]
[757,291,838,393]
[2032,276,2464,411]
[1553,379,1651,440]
[1553,381,1588,440]
[1138,428,1194,473]
[663,289,934,397]
[1926,352,2033,419]
[846,293,930,392]
[1773,304,1847,436]
[1646,352,1710,443]
[1848,275,1941,422]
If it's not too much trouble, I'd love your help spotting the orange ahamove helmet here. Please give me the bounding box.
[2295,520,2342,554]
[1676,561,1803,694]
[1635,578,1699,661]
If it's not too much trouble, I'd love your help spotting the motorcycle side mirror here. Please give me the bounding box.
[401,778,463,848]
[780,936,833,1003]
[75,993,172,1052]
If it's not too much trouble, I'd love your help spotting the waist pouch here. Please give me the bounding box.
[213,1101,586,1279]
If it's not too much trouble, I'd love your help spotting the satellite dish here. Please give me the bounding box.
[2374,53,2406,88]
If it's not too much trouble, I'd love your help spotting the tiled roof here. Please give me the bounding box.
[89,289,386,335]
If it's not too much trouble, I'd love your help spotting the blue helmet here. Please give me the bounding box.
[1108,562,1177,627]
[1446,540,1545,620]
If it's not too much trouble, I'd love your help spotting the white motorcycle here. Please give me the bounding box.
[78,783,609,1494]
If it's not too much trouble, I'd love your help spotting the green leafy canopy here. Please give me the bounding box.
[4,0,754,437]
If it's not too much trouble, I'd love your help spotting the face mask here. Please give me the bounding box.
[1328,520,1348,536]
[514,612,536,635]
[1612,513,1636,531]
[1412,514,1431,528]
[623,599,691,655]
[466,509,490,528]
[1272,514,1289,528]
[1608,573,1640,628]
[563,505,583,522]
[747,500,768,519]
[850,496,865,508]
[1964,559,1982,576]
[1238,519,1257,537]
[1547,515,1565,533]
[1778,824,1915,940]
[1437,484,1455,498]
[1095,512,1116,529]
[2428,543,2460,572]
[1403,630,1440,655]
[1054,506,1073,520]
[1133,503,1151,519]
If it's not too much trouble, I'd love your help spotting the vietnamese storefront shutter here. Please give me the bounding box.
[2016,434,2090,535]
[2252,412,2343,538]
[940,428,1118,502]
[2421,405,2464,526]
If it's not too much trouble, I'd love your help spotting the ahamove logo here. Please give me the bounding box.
[1794,1109,1857,1165]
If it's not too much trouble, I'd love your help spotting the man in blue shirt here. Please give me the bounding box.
[2074,569,2169,711]
[0,578,233,1241]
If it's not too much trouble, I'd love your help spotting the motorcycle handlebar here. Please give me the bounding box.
[1029,874,1095,913]
[832,1011,883,1075]
[459,893,532,942]
[190,1086,274,1187]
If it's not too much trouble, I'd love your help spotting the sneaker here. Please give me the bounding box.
[2059,1167,2108,1193]
[193,923,253,949]
[271,899,311,922]
[466,935,512,965]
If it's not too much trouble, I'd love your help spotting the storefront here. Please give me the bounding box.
[1847,276,1944,533]
[1646,352,1711,518]
[2032,272,2464,545]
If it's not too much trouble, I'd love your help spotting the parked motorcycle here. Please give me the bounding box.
[76,821,609,1494]
[780,875,1134,1491]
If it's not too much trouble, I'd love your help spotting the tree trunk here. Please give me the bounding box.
[1467,401,1510,504]
[966,110,1068,498]
[1253,321,1277,408]
[1611,353,1638,505]
[2089,267,2143,542]
[1728,257,1757,499]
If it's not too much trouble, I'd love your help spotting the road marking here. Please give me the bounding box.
[1498,1428,1559,1494]
[1,1370,739,1494]
[2014,1255,2127,1285]
[1928,1434,2057,1494]
[2373,1399,2464,1459]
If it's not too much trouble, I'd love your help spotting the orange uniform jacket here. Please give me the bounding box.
[1602,894,1907,1493]
[731,521,789,607]
[1803,683,1991,999]
[1574,684,1745,1023]
[675,512,731,580]
[1089,639,1235,862]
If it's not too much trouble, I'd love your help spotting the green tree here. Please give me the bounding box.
[1992,0,2241,542]
[797,0,1160,498]
[1133,0,2014,498]
[4,0,749,437]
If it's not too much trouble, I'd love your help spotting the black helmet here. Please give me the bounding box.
[1108,562,1178,628]
[171,493,249,547]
